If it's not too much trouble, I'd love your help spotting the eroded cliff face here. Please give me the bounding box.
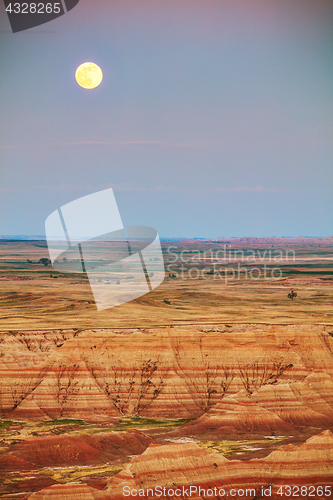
[0,330,79,369]
[1,324,333,428]
[27,430,333,500]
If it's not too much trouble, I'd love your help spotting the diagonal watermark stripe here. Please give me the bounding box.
[45,188,165,311]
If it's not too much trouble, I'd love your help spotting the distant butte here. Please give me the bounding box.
[180,236,333,247]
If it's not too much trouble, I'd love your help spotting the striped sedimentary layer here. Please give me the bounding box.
[0,324,333,432]
[27,430,333,499]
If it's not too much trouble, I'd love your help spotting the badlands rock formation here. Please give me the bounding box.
[1,323,332,499]
[1,324,333,433]
[28,430,333,499]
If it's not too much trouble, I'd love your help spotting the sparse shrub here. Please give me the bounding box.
[288,289,297,300]
[54,363,81,417]
[86,356,165,416]
[170,333,235,412]
[238,358,293,395]
[38,258,51,266]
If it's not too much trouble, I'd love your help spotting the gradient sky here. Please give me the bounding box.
[0,0,332,237]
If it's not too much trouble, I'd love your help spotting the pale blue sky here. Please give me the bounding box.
[1,0,332,237]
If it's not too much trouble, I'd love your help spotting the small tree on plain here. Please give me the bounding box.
[38,258,51,266]
[288,289,297,300]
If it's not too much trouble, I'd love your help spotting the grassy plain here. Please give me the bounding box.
[0,239,332,330]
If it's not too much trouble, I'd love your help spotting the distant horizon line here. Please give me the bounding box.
[0,234,332,241]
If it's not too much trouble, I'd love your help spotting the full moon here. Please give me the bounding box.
[75,62,103,89]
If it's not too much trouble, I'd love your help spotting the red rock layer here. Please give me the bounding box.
[0,430,152,471]
[28,430,333,500]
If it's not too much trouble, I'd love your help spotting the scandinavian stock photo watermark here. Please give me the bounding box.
[165,245,296,283]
